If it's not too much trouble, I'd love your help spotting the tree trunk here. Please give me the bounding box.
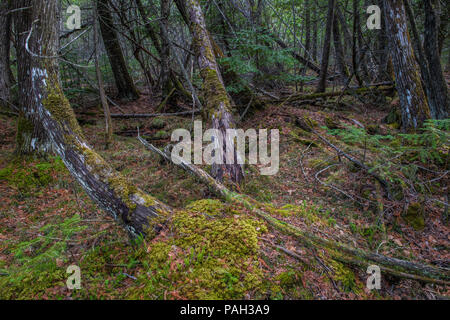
[94,2,113,149]
[0,0,11,109]
[13,0,53,157]
[178,0,244,184]
[423,0,449,119]
[135,0,162,55]
[312,0,318,62]
[316,0,335,93]
[332,13,349,82]
[383,0,431,130]
[97,0,139,101]
[16,0,169,236]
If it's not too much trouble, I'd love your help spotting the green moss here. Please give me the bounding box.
[403,202,425,231]
[185,199,226,216]
[150,119,166,129]
[0,157,66,194]
[324,116,340,130]
[366,124,381,135]
[42,79,84,139]
[153,130,169,140]
[129,202,268,299]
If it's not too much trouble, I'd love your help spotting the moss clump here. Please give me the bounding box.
[403,202,425,231]
[42,80,84,139]
[153,130,169,140]
[366,124,381,135]
[0,157,66,194]
[383,105,402,129]
[324,116,340,130]
[185,199,226,216]
[150,119,166,130]
[130,202,268,299]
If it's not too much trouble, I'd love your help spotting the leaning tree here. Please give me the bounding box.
[14,0,169,236]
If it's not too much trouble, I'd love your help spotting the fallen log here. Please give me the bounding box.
[278,85,394,104]
[111,110,201,119]
[138,135,450,285]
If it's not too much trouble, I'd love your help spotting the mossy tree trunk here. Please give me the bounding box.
[0,0,12,110]
[13,0,53,157]
[97,0,139,101]
[16,0,169,236]
[178,0,244,184]
[383,0,431,130]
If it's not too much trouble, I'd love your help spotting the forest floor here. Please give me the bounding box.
[0,84,448,300]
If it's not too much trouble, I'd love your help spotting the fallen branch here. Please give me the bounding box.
[309,127,392,199]
[278,85,393,104]
[111,110,201,119]
[138,136,450,285]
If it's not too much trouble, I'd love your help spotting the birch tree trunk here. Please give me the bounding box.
[16,0,169,236]
[178,0,244,184]
[383,0,431,130]
[97,0,139,101]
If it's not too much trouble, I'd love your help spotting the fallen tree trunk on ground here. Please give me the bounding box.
[110,110,201,119]
[277,85,394,104]
[139,136,450,285]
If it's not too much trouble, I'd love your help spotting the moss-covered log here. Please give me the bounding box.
[17,0,169,236]
[179,0,244,184]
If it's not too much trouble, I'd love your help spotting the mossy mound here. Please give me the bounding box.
[324,116,340,130]
[150,119,166,130]
[129,201,268,299]
[0,156,66,194]
[403,202,425,231]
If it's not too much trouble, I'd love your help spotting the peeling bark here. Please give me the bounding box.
[179,0,244,184]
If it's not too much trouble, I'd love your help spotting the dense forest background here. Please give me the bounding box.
[0,0,449,300]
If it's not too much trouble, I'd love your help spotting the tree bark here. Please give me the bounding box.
[97,0,139,101]
[94,2,113,149]
[423,0,449,119]
[383,0,431,130]
[177,0,244,184]
[332,13,349,82]
[16,0,169,236]
[160,0,173,100]
[0,0,11,109]
[13,0,53,157]
[316,0,335,93]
